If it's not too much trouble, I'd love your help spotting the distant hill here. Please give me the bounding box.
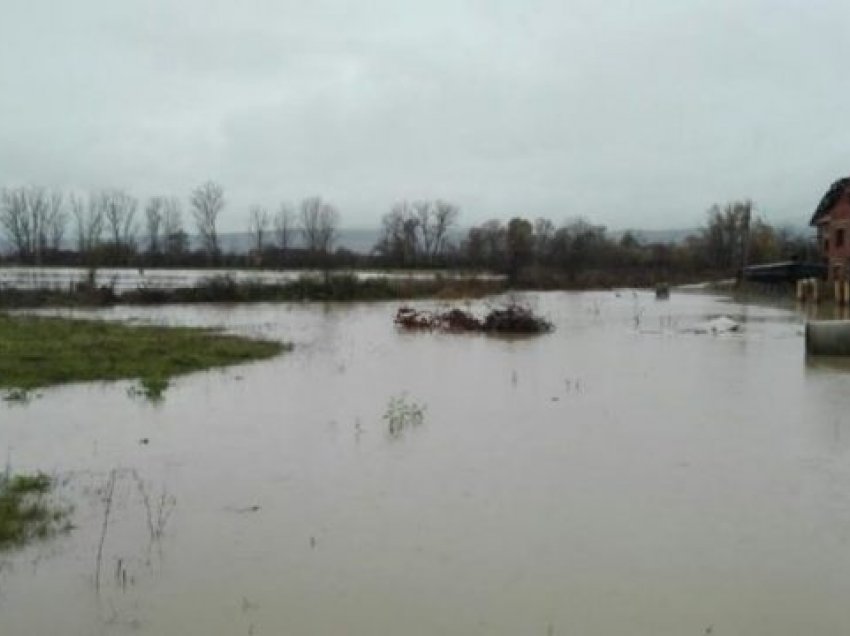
[218,228,381,255]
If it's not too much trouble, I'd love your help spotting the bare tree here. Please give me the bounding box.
[432,200,459,259]
[162,197,186,257]
[0,187,31,260]
[145,197,165,254]
[248,205,270,253]
[299,196,339,255]
[71,192,104,255]
[44,190,67,252]
[102,189,138,249]
[273,203,296,253]
[0,186,58,263]
[26,187,48,264]
[191,181,224,260]
[375,201,420,265]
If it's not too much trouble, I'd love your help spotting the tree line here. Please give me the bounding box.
[0,181,344,268]
[1,183,812,284]
[371,198,812,285]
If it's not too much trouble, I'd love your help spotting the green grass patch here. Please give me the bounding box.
[0,313,288,391]
[0,472,69,549]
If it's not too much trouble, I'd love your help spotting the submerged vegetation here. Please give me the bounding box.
[0,472,69,549]
[127,375,170,402]
[383,394,426,438]
[0,313,287,391]
[0,273,506,308]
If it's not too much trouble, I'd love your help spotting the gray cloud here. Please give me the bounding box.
[1,0,847,231]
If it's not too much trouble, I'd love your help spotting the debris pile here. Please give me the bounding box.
[482,305,553,333]
[394,303,552,334]
[394,306,443,330]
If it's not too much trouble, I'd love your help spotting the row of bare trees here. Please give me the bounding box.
[245,196,340,256]
[4,185,801,283]
[0,187,67,263]
[0,181,346,266]
[1,185,191,264]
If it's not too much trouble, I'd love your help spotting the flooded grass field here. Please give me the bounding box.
[2,290,850,635]
[0,266,500,292]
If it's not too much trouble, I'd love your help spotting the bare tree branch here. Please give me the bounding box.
[273,203,295,253]
[299,196,339,256]
[248,205,270,253]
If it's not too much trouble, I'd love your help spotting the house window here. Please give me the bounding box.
[837,228,846,249]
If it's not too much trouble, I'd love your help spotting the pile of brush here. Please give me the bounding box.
[394,303,552,334]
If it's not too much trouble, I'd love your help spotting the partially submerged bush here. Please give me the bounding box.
[394,303,553,334]
[482,304,553,333]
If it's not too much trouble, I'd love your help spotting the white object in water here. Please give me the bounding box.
[691,316,740,334]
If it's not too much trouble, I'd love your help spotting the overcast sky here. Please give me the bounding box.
[1,0,847,231]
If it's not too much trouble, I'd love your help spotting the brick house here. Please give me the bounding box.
[810,177,850,281]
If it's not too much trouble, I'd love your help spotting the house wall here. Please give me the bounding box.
[824,189,850,280]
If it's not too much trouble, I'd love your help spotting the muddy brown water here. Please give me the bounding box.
[2,291,850,635]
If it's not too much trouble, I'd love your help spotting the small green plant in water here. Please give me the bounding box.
[383,394,426,438]
[0,472,70,549]
[129,375,169,402]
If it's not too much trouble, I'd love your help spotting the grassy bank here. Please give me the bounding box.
[0,472,69,549]
[0,313,287,391]
[0,273,507,308]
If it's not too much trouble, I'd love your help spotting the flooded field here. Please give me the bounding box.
[0,266,499,292]
[2,290,850,635]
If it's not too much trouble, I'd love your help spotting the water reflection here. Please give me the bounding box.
[798,301,850,322]
[806,356,850,374]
